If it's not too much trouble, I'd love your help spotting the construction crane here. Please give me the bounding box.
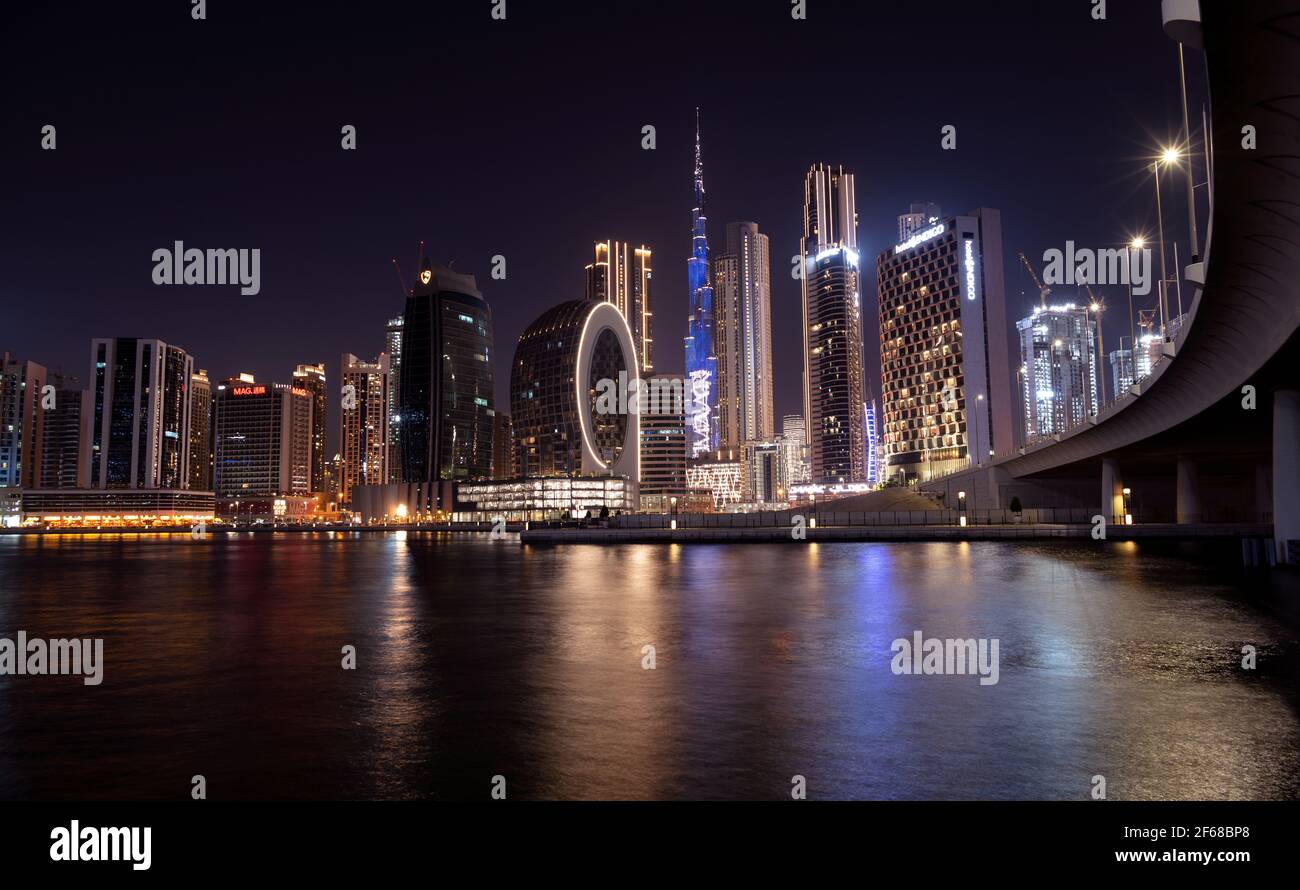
[1018,251,1051,309]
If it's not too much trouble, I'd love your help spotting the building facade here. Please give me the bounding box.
[82,338,193,490]
[585,240,653,374]
[213,374,313,503]
[384,317,404,482]
[876,208,1013,483]
[510,299,640,482]
[801,163,865,482]
[1016,304,1099,441]
[188,368,213,491]
[684,109,719,458]
[292,363,327,493]
[780,414,811,485]
[713,221,775,451]
[399,258,496,503]
[38,372,83,490]
[492,411,515,480]
[639,376,688,501]
[339,353,389,506]
[0,352,48,491]
[897,202,942,242]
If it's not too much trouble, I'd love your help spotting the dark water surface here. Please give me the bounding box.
[1,532,1297,800]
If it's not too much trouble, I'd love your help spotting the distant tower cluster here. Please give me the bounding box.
[1016,304,1099,442]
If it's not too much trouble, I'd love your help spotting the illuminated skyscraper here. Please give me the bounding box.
[292,363,326,493]
[801,163,865,482]
[684,108,718,457]
[385,317,404,482]
[399,257,496,501]
[586,240,653,374]
[714,221,774,450]
[1016,304,1098,441]
[0,352,48,491]
[339,353,389,506]
[188,368,213,491]
[876,208,1014,483]
[212,373,312,504]
[82,338,193,490]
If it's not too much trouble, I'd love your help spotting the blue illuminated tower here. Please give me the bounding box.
[684,108,719,457]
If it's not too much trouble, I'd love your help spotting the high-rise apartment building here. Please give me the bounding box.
[684,109,719,458]
[801,163,866,482]
[639,375,688,499]
[876,208,1014,483]
[339,353,389,506]
[1016,304,1099,441]
[39,372,84,490]
[213,373,312,502]
[0,352,47,491]
[586,241,653,374]
[82,338,193,490]
[385,317,404,482]
[897,202,942,242]
[292,363,327,493]
[188,368,213,491]
[714,221,774,451]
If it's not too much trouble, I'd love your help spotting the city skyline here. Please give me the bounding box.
[2,2,1202,458]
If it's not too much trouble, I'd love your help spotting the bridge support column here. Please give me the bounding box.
[1101,458,1124,525]
[1176,457,1202,524]
[1275,390,1300,563]
[1256,462,1272,523]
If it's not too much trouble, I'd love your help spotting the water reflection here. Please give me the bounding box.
[0,535,1296,800]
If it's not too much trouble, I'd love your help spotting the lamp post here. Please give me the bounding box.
[1088,299,1105,408]
[958,490,967,527]
[1127,237,1146,388]
[1177,46,1200,263]
[1151,160,1170,337]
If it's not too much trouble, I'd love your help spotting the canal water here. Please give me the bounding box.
[0,533,1297,799]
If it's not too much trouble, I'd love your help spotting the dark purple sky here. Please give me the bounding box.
[3,0,1204,452]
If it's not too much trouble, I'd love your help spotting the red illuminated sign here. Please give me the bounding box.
[231,386,267,396]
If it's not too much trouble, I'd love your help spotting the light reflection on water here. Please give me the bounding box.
[0,533,1296,800]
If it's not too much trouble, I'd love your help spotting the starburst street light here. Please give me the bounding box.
[1159,146,1183,167]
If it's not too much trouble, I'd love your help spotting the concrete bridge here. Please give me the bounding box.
[918,1,1300,562]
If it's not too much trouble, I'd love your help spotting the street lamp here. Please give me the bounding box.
[1126,237,1146,389]
[1122,486,1133,525]
[1152,148,1183,338]
[958,489,967,527]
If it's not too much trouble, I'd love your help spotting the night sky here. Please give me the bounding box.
[3,0,1204,453]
